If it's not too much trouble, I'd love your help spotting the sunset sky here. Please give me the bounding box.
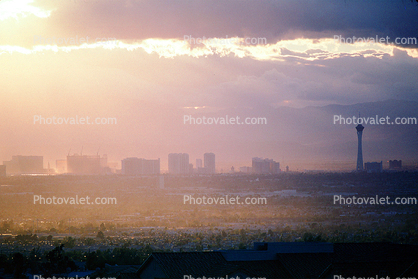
[1,0,418,171]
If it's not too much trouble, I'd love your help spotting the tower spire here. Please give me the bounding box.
[356,124,364,171]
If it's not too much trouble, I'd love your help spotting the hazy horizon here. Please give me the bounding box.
[1,0,418,172]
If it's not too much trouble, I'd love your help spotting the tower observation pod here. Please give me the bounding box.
[356,124,364,171]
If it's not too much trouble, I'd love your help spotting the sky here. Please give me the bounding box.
[1,0,418,171]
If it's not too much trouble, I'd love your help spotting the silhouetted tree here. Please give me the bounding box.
[12,252,26,278]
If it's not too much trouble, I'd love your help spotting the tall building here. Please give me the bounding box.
[365,161,382,173]
[0,165,6,176]
[252,157,280,174]
[204,153,216,174]
[121,157,160,175]
[3,155,44,175]
[67,154,107,175]
[356,124,364,171]
[168,153,190,174]
[389,160,402,170]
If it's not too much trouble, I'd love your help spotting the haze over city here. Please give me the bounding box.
[1,0,418,171]
[1,1,418,278]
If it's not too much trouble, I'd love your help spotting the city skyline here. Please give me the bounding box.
[0,147,408,175]
[1,99,417,172]
[1,1,418,172]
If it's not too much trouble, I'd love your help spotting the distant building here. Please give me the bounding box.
[204,152,216,174]
[121,157,160,175]
[67,154,108,175]
[239,166,252,173]
[56,160,67,174]
[252,157,280,174]
[168,153,190,174]
[107,161,120,173]
[0,165,6,176]
[195,159,206,174]
[365,161,383,173]
[3,155,44,175]
[389,160,402,170]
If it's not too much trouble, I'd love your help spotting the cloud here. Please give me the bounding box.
[2,0,418,48]
[0,0,51,21]
[16,0,414,44]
